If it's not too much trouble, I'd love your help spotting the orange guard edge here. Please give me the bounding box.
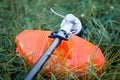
[15,30,104,75]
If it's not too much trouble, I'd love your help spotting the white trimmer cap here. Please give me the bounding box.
[60,14,82,35]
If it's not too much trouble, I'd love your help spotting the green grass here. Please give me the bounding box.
[0,0,120,80]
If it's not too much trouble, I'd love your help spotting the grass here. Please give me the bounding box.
[0,0,120,80]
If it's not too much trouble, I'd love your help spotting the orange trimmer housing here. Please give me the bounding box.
[15,30,104,75]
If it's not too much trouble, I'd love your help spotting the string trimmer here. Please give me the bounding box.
[15,9,104,80]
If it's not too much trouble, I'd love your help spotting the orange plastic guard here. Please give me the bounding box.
[15,30,104,75]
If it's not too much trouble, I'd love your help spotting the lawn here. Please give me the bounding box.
[0,0,120,80]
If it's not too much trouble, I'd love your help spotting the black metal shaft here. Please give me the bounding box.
[24,38,61,80]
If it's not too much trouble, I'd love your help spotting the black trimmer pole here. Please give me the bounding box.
[24,30,71,80]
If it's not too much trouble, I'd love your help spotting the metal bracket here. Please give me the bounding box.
[49,30,71,40]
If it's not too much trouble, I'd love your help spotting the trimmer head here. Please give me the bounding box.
[15,30,104,75]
